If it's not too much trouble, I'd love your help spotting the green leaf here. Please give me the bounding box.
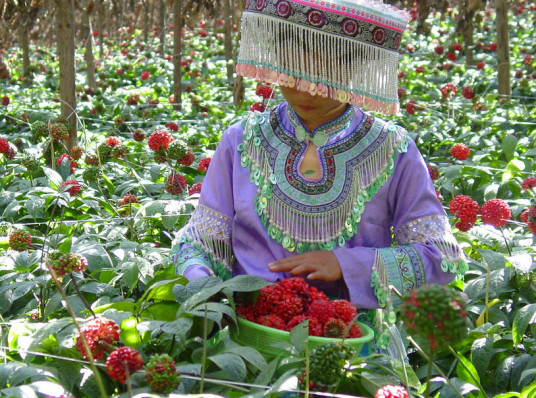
[161,317,193,338]
[43,167,63,190]
[512,304,536,345]
[391,359,421,389]
[434,377,479,398]
[289,320,309,354]
[142,302,180,322]
[471,336,494,379]
[220,275,273,293]
[456,350,481,386]
[122,261,139,289]
[187,302,237,328]
[208,353,247,381]
[511,354,534,391]
[25,197,45,219]
[0,385,38,398]
[252,358,279,391]
[225,345,267,371]
[502,134,518,161]
[143,277,183,303]
[477,248,506,270]
[521,379,536,398]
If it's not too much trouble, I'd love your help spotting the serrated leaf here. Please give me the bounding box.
[25,197,45,219]
[43,167,63,190]
[161,317,193,337]
[208,353,247,381]
[289,320,309,354]
[252,358,279,391]
[512,304,536,345]
[477,249,506,270]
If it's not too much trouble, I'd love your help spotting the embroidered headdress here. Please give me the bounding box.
[236,0,410,115]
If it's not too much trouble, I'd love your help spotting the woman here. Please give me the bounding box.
[171,0,467,353]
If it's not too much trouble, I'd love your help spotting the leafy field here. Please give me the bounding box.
[0,4,536,398]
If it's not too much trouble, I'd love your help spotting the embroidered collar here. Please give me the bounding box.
[286,103,358,147]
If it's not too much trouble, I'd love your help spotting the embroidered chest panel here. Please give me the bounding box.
[238,106,408,252]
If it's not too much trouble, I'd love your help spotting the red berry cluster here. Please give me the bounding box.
[76,317,120,360]
[118,193,139,206]
[450,143,470,160]
[105,136,121,147]
[165,174,187,195]
[462,86,476,99]
[49,123,69,141]
[197,157,211,172]
[440,83,458,98]
[178,149,195,166]
[106,346,144,384]
[255,84,274,99]
[401,284,468,350]
[61,179,81,196]
[8,230,32,251]
[0,138,9,153]
[165,122,179,132]
[449,195,479,231]
[375,384,409,398]
[148,130,173,151]
[47,252,89,276]
[521,177,536,190]
[427,164,439,181]
[237,277,361,338]
[145,354,181,393]
[249,102,266,112]
[70,146,84,160]
[481,198,511,228]
[56,154,77,173]
[520,206,536,235]
[133,129,146,142]
[188,182,203,195]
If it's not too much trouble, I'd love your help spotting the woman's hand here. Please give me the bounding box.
[267,250,342,282]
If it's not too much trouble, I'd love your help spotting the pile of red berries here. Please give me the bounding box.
[237,277,361,338]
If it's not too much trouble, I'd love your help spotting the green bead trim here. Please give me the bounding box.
[238,111,409,254]
[179,235,232,281]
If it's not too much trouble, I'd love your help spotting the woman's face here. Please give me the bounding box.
[279,85,348,131]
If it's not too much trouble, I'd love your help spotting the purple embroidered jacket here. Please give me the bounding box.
[172,102,466,310]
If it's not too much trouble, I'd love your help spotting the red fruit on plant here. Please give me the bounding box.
[5,146,16,159]
[106,347,144,384]
[427,164,439,180]
[49,123,69,141]
[476,60,485,70]
[61,179,81,196]
[148,130,173,151]
[70,146,84,160]
[133,129,145,142]
[490,42,497,51]
[451,143,470,160]
[0,138,9,153]
[521,177,536,190]
[48,252,89,277]
[250,102,266,112]
[118,193,139,206]
[9,230,32,251]
[462,86,475,99]
[105,136,121,147]
[145,354,181,394]
[449,194,479,224]
[2,96,9,106]
[165,174,187,195]
[197,157,211,172]
[446,52,456,62]
[179,149,195,166]
[481,198,511,228]
[434,45,444,55]
[165,122,179,132]
[141,71,151,80]
[76,317,120,360]
[452,43,463,51]
[375,384,409,398]
[188,182,203,195]
[440,83,458,98]
[415,66,425,73]
[455,220,474,232]
[405,101,416,115]
[255,84,274,99]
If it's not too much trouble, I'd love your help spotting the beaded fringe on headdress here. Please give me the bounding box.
[237,11,403,115]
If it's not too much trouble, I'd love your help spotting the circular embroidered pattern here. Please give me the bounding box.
[276,0,292,18]
[341,18,359,36]
[372,27,387,45]
[393,33,402,49]
[255,0,266,11]
[306,9,326,27]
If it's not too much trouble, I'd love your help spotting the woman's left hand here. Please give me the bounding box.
[267,250,342,282]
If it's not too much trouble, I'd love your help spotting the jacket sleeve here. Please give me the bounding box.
[171,123,239,280]
[333,139,467,309]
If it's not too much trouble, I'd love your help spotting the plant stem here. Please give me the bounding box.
[200,304,208,394]
[125,363,133,398]
[485,257,491,324]
[407,336,464,398]
[69,273,96,318]
[305,340,309,398]
[499,226,512,256]
[46,265,108,398]
[447,346,487,394]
